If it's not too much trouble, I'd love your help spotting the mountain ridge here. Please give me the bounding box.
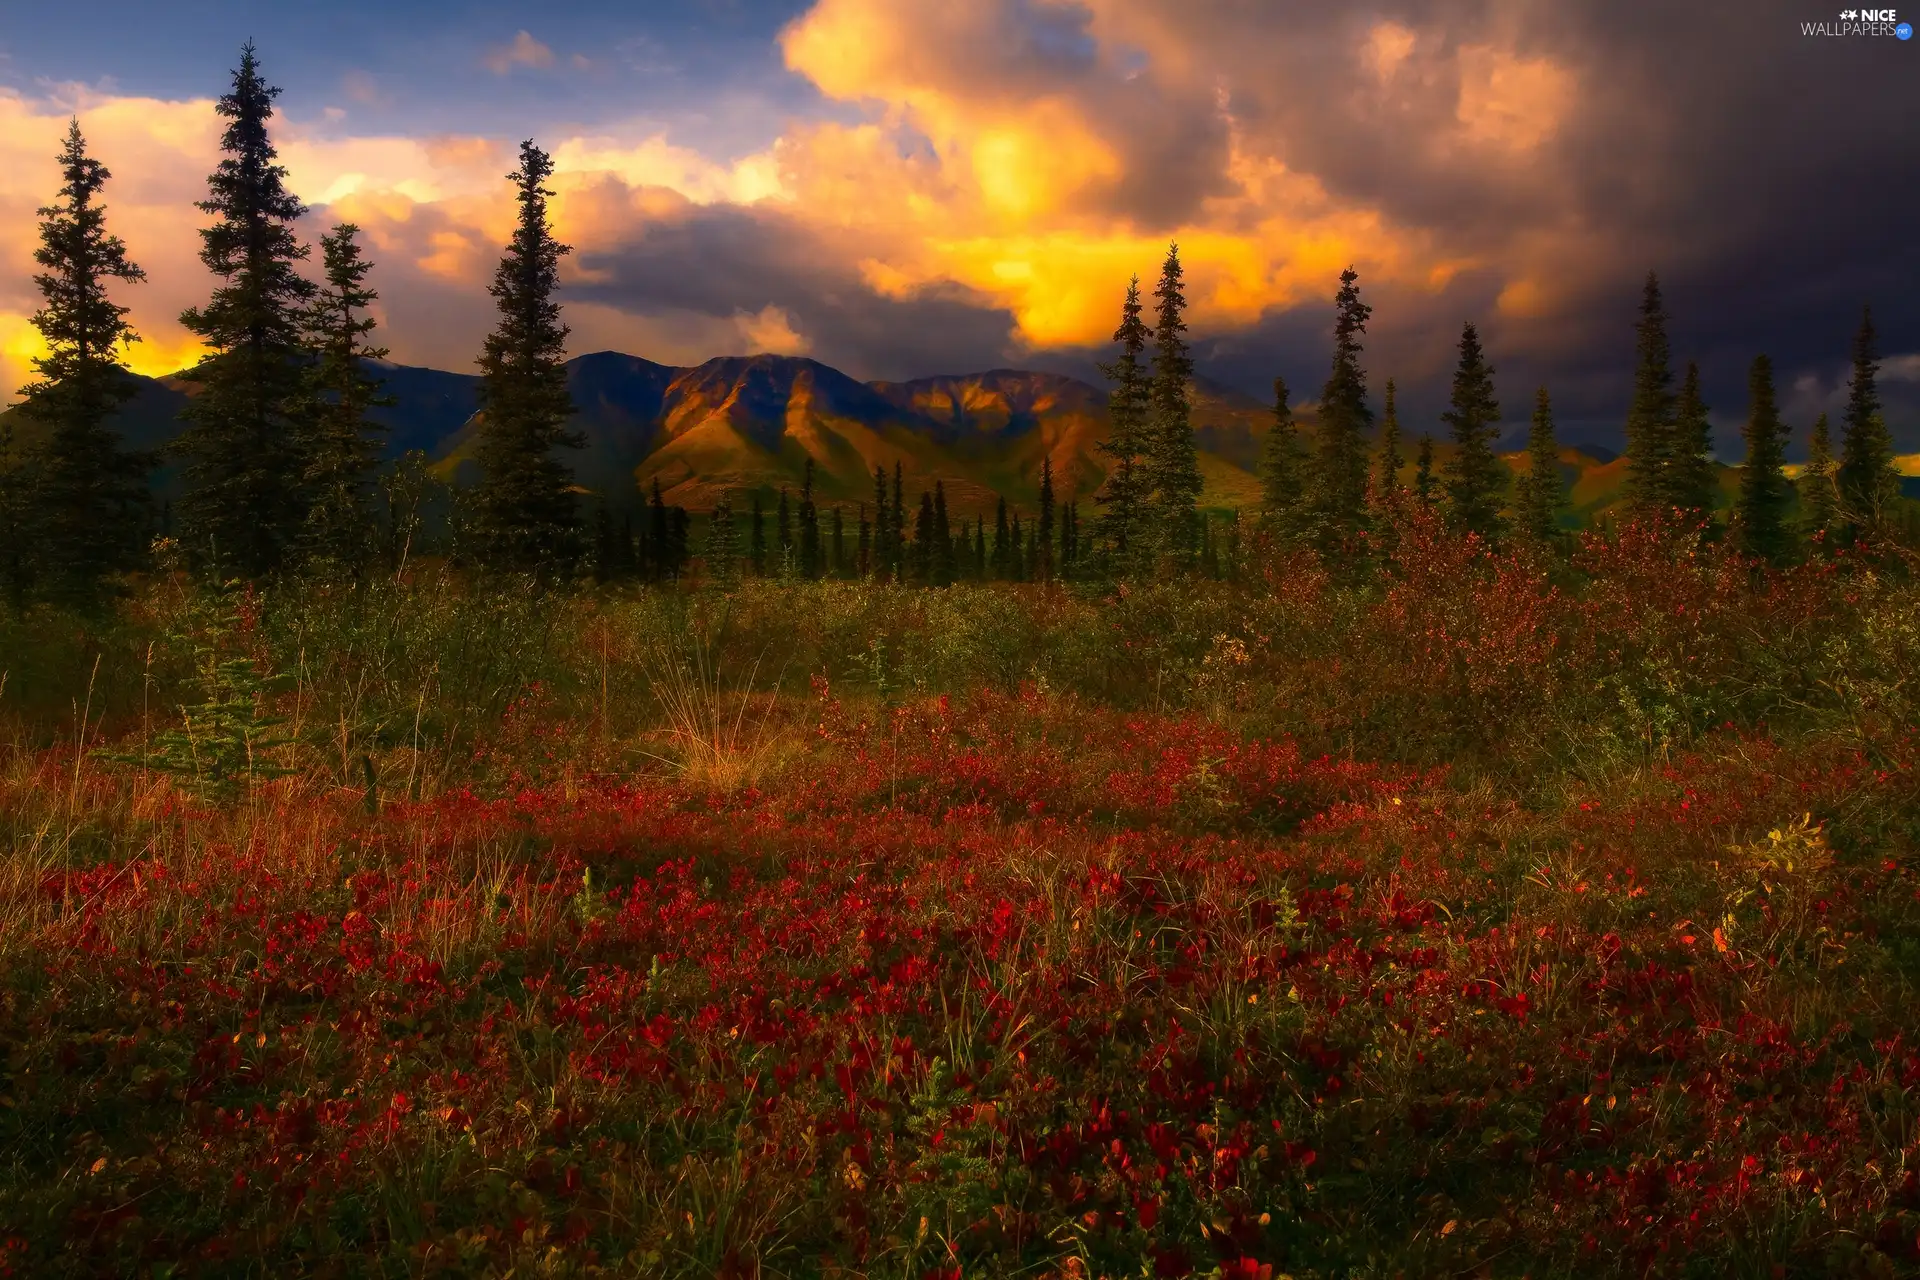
[2,350,1647,517]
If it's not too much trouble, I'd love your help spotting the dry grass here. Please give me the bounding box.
[632,631,790,792]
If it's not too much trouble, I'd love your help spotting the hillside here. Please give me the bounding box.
[1,351,1668,519]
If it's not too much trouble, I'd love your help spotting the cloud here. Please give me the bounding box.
[341,70,381,107]
[1,0,1914,448]
[1882,353,1920,384]
[484,31,555,76]
[735,304,809,356]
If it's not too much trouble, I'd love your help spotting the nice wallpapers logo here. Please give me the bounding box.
[1802,7,1914,35]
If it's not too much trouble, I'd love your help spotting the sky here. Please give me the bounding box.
[1,0,1916,451]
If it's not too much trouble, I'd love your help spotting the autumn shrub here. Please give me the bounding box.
[4,517,1920,1275]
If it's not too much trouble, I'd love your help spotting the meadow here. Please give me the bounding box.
[3,512,1920,1278]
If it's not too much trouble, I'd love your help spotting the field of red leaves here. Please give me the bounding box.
[3,526,1920,1277]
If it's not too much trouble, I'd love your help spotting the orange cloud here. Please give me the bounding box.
[1455,45,1575,154]
[2,0,1613,403]
[772,0,1480,352]
[484,31,555,76]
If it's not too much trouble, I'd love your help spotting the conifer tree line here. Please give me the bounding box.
[1112,252,1911,571]
[3,44,1914,609]
[672,455,1095,587]
[2,44,587,604]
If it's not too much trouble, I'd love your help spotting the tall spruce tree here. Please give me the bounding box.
[1095,276,1152,563]
[1309,267,1374,548]
[798,458,820,578]
[890,463,905,579]
[1440,322,1505,538]
[912,491,934,583]
[1037,456,1056,580]
[932,481,955,586]
[1801,414,1839,548]
[1623,272,1676,515]
[471,140,581,575]
[1669,361,1717,525]
[992,496,1010,579]
[299,223,391,572]
[1514,388,1567,544]
[174,44,316,578]
[14,119,154,607]
[1413,435,1436,505]
[1838,306,1899,533]
[1373,377,1405,510]
[646,480,671,580]
[1143,244,1202,557]
[1258,376,1305,537]
[1735,355,1791,564]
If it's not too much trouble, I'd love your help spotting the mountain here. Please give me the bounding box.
[2,349,1767,523]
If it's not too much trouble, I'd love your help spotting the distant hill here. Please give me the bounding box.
[0,351,1679,521]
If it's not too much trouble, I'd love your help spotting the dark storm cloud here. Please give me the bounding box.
[1084,0,1920,446]
[568,199,1026,382]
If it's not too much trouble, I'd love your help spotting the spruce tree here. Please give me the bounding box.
[174,44,316,578]
[798,459,821,577]
[1037,456,1056,580]
[857,502,872,577]
[705,496,740,585]
[870,465,888,579]
[973,517,987,578]
[1440,322,1505,538]
[912,491,934,583]
[470,140,581,575]
[1623,272,1676,515]
[1414,436,1436,505]
[647,480,671,580]
[1309,267,1374,548]
[1735,355,1791,564]
[1095,276,1152,564]
[1801,414,1839,549]
[890,463,905,579]
[1258,376,1306,538]
[932,481,955,586]
[1514,388,1567,544]
[1373,377,1405,510]
[1010,512,1026,581]
[13,119,154,608]
[992,497,1010,579]
[299,223,391,573]
[831,505,845,578]
[1838,306,1899,533]
[1669,361,1717,525]
[1143,244,1202,557]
